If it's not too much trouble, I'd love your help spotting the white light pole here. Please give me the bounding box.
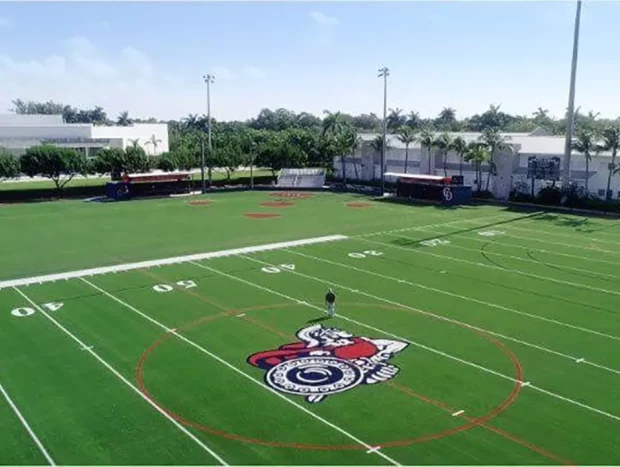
[378,66,390,195]
[562,0,582,187]
[203,74,215,189]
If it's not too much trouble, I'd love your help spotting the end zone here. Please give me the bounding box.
[0,235,348,290]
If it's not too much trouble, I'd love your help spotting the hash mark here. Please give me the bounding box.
[520,381,531,387]
[236,314,246,317]
[575,358,585,363]
[80,345,93,351]
[452,410,465,416]
[366,446,381,454]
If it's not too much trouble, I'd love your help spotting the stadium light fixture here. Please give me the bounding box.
[562,0,582,188]
[378,67,390,195]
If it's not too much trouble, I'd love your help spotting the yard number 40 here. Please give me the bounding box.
[348,250,382,258]
[11,302,64,318]
[153,280,198,293]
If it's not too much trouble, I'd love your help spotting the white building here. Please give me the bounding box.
[334,129,617,200]
[0,114,169,158]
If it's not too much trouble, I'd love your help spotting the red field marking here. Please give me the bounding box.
[387,381,575,465]
[346,202,373,209]
[243,212,281,219]
[187,200,212,206]
[260,201,295,208]
[136,303,523,451]
[269,192,314,199]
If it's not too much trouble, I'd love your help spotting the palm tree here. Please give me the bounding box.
[183,113,200,130]
[450,136,468,176]
[532,107,549,120]
[322,110,345,138]
[396,126,416,173]
[434,132,453,176]
[145,134,162,155]
[342,127,362,181]
[128,138,140,149]
[598,125,620,201]
[407,111,422,129]
[322,111,347,184]
[117,111,131,126]
[418,130,435,175]
[370,135,391,177]
[571,128,596,193]
[479,128,510,191]
[387,108,406,132]
[464,142,490,193]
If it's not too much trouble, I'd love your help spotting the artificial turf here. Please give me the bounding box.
[1,190,619,465]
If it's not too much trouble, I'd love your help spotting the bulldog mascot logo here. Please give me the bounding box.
[247,324,408,403]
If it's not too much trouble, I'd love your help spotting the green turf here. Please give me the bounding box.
[1,191,620,464]
[0,170,272,192]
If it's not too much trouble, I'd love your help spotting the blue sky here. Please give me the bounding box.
[1,1,619,122]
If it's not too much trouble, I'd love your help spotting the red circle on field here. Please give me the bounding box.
[260,201,295,208]
[346,202,373,209]
[136,303,523,450]
[187,200,212,206]
[269,192,313,199]
[243,212,281,219]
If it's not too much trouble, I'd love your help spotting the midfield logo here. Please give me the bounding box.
[247,324,408,403]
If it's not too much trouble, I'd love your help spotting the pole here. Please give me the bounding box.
[200,135,206,193]
[203,74,215,187]
[562,0,582,187]
[378,67,389,195]
[250,143,255,190]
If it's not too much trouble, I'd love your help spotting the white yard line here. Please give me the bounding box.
[357,213,514,238]
[13,287,229,466]
[506,224,620,247]
[401,226,620,279]
[0,235,347,290]
[195,256,620,424]
[287,250,620,348]
[79,277,401,466]
[360,235,620,299]
[0,380,55,465]
[479,231,620,258]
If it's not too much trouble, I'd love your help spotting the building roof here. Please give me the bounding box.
[0,114,65,126]
[360,130,613,157]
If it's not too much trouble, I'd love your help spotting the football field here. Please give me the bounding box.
[1,191,620,465]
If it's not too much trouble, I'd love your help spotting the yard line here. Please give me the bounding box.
[357,213,514,238]
[505,224,620,247]
[0,379,55,465]
[13,287,229,466]
[477,230,620,258]
[361,235,620,299]
[286,248,620,349]
[0,235,347,290]
[210,255,620,424]
[404,226,620,279]
[79,278,401,466]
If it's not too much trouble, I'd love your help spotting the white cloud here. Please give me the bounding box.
[0,37,190,120]
[308,11,339,46]
[309,11,339,27]
[244,66,266,79]
[211,65,235,81]
[0,17,11,28]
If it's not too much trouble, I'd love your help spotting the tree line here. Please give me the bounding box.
[3,98,620,200]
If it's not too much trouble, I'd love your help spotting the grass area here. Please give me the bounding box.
[0,169,273,192]
[1,191,620,465]
[0,177,108,191]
